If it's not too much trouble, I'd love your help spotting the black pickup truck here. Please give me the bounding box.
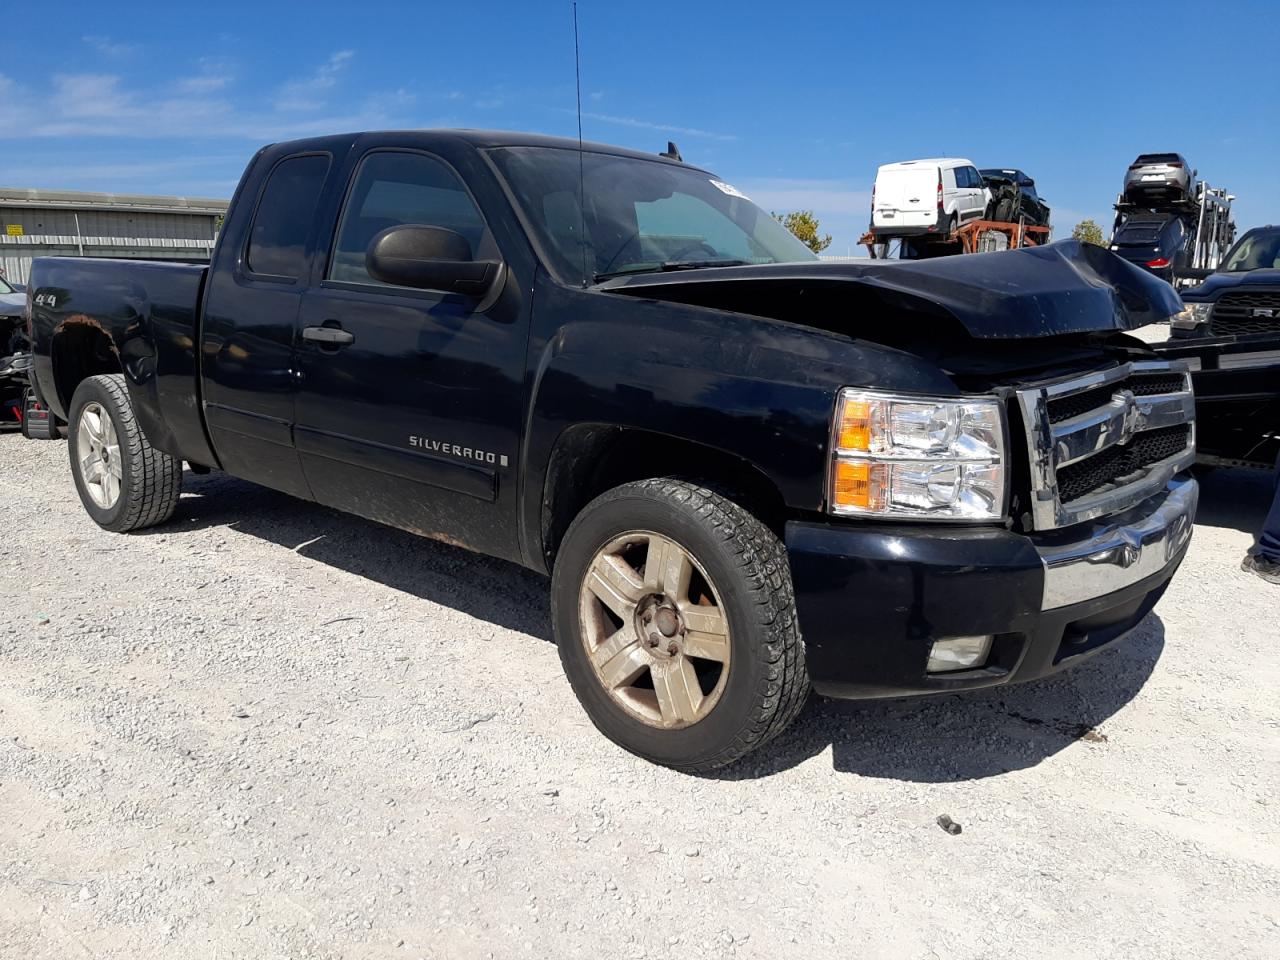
[27,130,1198,772]
[1157,224,1280,470]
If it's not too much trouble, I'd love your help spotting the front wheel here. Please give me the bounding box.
[551,479,809,772]
[67,374,182,532]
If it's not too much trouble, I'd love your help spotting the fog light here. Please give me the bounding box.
[926,635,993,673]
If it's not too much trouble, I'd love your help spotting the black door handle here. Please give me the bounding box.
[301,324,355,347]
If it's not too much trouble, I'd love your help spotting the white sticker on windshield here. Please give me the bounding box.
[709,179,751,201]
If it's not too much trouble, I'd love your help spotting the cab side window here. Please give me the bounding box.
[329,152,490,288]
[246,154,330,279]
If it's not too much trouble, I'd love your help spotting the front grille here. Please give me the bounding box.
[1211,292,1280,338]
[1057,425,1192,503]
[1046,372,1187,423]
[1016,361,1195,529]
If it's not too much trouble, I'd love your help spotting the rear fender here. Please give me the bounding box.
[30,257,215,464]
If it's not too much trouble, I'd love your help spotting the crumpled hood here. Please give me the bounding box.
[598,239,1183,340]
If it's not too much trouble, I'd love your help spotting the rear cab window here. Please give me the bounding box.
[245,154,331,280]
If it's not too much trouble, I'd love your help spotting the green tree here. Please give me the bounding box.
[1072,219,1106,246]
[773,210,833,254]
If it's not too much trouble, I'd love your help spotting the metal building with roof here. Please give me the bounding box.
[0,187,228,285]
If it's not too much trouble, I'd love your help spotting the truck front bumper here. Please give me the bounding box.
[786,476,1197,699]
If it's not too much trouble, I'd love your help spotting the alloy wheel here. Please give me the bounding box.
[77,401,122,509]
[578,530,731,728]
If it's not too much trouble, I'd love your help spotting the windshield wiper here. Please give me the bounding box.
[593,259,750,283]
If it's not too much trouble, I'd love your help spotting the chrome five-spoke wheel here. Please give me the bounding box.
[579,530,731,729]
[76,400,122,509]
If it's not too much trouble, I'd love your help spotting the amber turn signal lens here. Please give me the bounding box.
[832,461,884,511]
[837,400,873,451]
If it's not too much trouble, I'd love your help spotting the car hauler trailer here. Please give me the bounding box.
[859,218,1050,259]
[1111,181,1236,288]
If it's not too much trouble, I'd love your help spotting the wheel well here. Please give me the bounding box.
[50,316,121,413]
[540,424,788,570]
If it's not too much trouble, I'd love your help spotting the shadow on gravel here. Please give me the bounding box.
[150,470,553,640]
[712,616,1166,783]
[1193,466,1274,537]
[162,468,1173,784]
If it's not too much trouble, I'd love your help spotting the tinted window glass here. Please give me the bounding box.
[246,154,329,278]
[329,152,488,287]
[968,167,983,188]
[1221,227,1280,272]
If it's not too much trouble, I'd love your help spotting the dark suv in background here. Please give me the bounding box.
[979,168,1051,228]
[1110,215,1192,283]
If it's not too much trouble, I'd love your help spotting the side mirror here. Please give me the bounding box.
[366,225,500,296]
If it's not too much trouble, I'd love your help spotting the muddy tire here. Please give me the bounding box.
[67,374,182,532]
[551,478,809,773]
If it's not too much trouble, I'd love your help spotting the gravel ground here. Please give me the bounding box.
[1,430,1277,959]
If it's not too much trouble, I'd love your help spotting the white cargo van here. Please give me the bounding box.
[871,158,989,239]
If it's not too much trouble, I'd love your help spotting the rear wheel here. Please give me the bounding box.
[67,374,182,532]
[552,479,809,773]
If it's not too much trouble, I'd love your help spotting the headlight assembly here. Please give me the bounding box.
[829,389,1007,521]
[1171,301,1212,330]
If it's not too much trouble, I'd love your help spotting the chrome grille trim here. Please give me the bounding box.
[1016,361,1196,530]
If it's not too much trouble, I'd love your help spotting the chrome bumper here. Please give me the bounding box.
[1038,476,1198,610]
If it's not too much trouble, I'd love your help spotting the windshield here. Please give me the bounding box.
[0,277,13,294]
[1220,228,1280,272]
[487,146,817,283]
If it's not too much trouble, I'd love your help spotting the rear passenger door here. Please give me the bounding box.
[292,148,529,561]
[201,150,335,499]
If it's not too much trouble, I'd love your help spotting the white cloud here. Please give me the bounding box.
[275,50,354,112]
[574,110,736,141]
[83,35,138,58]
[177,56,234,94]
[0,66,417,143]
[177,75,230,94]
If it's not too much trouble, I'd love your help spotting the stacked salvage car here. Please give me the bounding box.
[1110,153,1236,287]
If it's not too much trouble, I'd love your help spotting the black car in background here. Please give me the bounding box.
[1109,214,1191,284]
[979,168,1051,228]
[1,275,30,425]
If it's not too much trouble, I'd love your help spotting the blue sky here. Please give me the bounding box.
[2,0,1276,253]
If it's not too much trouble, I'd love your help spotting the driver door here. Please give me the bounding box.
[293,148,529,561]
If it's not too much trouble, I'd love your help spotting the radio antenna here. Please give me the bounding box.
[573,2,588,286]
